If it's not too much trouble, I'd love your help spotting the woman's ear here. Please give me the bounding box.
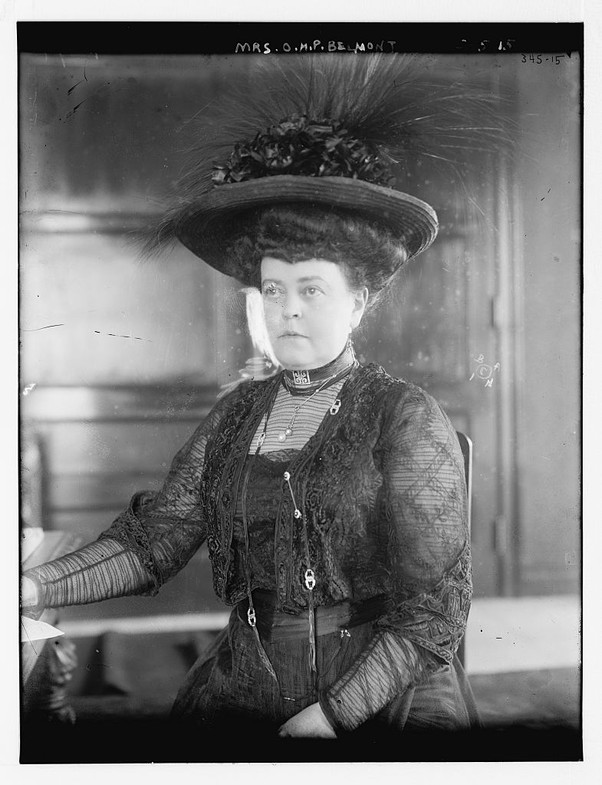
[350,287,369,330]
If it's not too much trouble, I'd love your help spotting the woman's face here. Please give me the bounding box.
[261,257,368,370]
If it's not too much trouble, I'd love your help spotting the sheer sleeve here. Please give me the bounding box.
[320,385,471,731]
[24,390,238,611]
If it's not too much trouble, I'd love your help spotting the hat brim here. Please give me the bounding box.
[174,175,438,285]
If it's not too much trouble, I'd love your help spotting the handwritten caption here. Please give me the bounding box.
[235,40,397,54]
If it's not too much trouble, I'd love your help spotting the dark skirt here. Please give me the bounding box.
[171,602,480,742]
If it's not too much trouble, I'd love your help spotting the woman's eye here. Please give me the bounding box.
[303,286,322,297]
[262,285,281,299]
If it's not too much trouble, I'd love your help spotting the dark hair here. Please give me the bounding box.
[226,206,409,310]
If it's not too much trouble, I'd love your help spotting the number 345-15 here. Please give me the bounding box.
[521,53,568,65]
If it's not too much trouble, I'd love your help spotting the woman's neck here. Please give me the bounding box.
[282,342,357,395]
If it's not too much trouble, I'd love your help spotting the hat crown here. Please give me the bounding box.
[211,113,396,189]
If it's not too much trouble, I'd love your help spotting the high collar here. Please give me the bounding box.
[281,342,357,396]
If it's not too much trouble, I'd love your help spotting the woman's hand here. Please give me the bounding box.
[278,701,337,738]
[21,576,40,609]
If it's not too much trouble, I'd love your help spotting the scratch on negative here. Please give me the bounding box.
[64,98,89,120]
[22,324,65,331]
[95,331,149,341]
[67,71,88,95]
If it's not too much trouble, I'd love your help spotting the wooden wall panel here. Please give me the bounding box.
[20,55,253,213]
[37,420,203,474]
[20,233,243,386]
[358,237,470,385]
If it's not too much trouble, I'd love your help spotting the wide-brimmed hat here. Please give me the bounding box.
[174,174,438,285]
[148,55,511,285]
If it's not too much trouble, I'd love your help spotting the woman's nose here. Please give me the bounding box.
[282,293,302,319]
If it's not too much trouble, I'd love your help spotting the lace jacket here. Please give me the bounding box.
[27,363,472,731]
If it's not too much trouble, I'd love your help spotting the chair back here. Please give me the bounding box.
[455,431,473,668]
[455,431,473,529]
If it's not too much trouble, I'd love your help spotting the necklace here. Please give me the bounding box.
[277,373,339,442]
[253,353,354,451]
[282,341,356,396]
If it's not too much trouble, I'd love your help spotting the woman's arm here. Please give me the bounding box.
[318,385,471,732]
[21,391,238,613]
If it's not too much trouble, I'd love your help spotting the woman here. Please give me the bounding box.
[21,56,489,748]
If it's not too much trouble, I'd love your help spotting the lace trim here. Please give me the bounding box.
[374,543,472,664]
[98,491,163,592]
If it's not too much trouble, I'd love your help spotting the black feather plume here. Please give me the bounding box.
[143,54,515,255]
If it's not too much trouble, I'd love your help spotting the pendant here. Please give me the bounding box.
[278,427,293,442]
[292,369,311,386]
[330,399,342,415]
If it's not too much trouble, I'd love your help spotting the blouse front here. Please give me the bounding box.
[231,450,297,594]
